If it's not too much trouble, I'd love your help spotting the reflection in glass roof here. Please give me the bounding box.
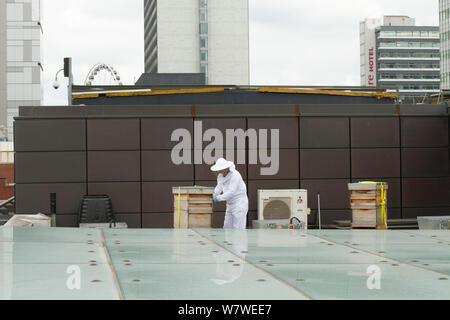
[1,227,449,300]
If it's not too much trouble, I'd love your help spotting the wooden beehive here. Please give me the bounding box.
[348,182,389,230]
[173,186,214,229]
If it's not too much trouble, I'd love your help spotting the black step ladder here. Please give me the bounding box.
[78,195,115,226]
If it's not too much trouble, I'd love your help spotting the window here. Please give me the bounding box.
[199,0,208,84]
[380,31,396,36]
[200,64,208,74]
[399,84,440,90]
[379,41,440,48]
[379,30,440,38]
[200,50,208,62]
[200,10,207,21]
[430,31,439,37]
[200,36,208,49]
[200,23,208,35]
[398,31,412,37]
[380,62,439,69]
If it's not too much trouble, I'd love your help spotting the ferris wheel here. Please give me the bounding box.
[85,63,123,86]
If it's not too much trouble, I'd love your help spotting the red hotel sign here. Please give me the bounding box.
[368,47,375,86]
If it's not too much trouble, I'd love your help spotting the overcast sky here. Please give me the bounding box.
[42,0,439,105]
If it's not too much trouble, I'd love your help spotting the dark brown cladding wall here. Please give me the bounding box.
[14,112,450,228]
[87,119,140,151]
[300,149,350,179]
[15,119,86,152]
[142,118,193,150]
[16,183,86,215]
[401,117,449,148]
[248,118,299,149]
[88,183,141,213]
[15,152,86,183]
[351,117,400,148]
[300,118,349,148]
[351,149,401,178]
[88,151,141,182]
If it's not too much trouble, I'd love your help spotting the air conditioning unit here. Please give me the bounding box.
[258,190,310,229]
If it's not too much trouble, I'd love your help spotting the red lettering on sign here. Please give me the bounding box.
[367,47,375,86]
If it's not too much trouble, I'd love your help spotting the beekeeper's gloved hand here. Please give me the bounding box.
[213,197,218,203]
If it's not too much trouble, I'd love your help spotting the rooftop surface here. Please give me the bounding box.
[0,227,449,300]
[69,85,399,106]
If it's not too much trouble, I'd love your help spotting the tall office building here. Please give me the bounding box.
[360,16,440,102]
[144,0,249,85]
[0,0,42,141]
[440,0,450,89]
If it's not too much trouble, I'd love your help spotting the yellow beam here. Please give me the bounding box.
[73,88,226,99]
[72,87,398,100]
[71,93,100,99]
[105,88,226,97]
[257,88,398,99]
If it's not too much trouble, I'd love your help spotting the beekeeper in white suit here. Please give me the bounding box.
[211,158,248,229]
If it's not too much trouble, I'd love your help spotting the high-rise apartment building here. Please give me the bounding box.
[361,16,440,102]
[144,0,249,85]
[440,0,450,89]
[0,0,42,141]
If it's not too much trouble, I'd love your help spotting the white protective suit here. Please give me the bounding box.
[214,164,249,229]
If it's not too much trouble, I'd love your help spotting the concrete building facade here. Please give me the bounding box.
[0,0,42,141]
[361,16,440,102]
[144,0,249,85]
[440,0,450,89]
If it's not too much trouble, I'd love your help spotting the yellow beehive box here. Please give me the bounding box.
[348,182,389,229]
[173,186,214,229]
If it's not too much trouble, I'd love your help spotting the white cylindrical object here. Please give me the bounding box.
[318,193,322,230]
